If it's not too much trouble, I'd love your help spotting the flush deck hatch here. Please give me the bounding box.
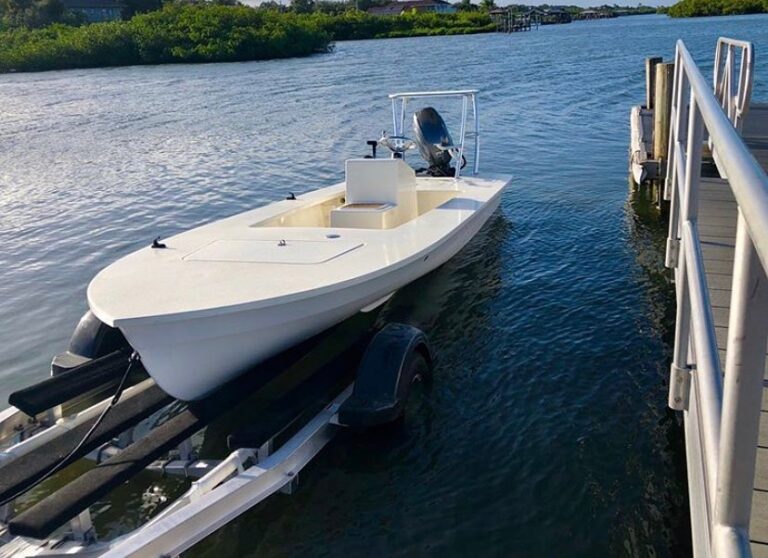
[183,239,363,264]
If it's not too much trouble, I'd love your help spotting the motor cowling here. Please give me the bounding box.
[413,107,454,173]
[51,311,129,375]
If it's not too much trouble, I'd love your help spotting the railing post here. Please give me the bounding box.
[680,98,727,514]
[669,243,692,410]
[682,94,703,224]
[736,42,754,131]
[665,50,683,201]
[713,212,768,556]
[665,52,688,268]
[668,89,704,412]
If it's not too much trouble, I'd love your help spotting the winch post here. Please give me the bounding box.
[69,509,95,543]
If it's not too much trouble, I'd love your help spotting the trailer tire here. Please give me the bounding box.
[337,323,433,428]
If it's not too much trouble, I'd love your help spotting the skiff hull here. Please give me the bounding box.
[124,194,501,400]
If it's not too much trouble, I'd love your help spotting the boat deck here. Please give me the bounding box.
[698,103,768,555]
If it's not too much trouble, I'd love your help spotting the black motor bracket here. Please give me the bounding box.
[67,310,129,361]
[337,323,433,428]
[6,311,135,416]
[50,310,130,376]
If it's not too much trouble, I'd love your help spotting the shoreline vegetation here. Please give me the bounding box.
[666,0,768,17]
[1,5,508,73]
[0,7,498,73]
[0,0,740,75]
[0,2,658,75]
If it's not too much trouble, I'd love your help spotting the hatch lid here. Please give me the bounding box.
[183,239,363,265]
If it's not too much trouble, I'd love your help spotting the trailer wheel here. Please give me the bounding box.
[337,323,433,428]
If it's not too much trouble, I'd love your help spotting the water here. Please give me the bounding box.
[3,13,768,556]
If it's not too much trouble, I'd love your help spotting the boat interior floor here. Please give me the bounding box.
[255,188,459,230]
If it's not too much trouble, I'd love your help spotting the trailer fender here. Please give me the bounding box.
[337,323,432,428]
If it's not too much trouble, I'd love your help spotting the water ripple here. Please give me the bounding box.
[3,13,768,557]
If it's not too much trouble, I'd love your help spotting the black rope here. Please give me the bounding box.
[0,351,140,508]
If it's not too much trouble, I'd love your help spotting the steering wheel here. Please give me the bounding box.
[379,134,416,154]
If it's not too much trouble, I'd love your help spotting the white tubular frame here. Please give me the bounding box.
[714,37,754,132]
[100,385,352,557]
[388,90,480,178]
[664,38,768,558]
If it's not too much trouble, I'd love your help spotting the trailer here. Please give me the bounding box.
[0,322,432,557]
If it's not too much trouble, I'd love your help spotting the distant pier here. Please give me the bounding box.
[489,9,536,32]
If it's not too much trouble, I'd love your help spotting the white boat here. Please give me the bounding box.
[87,90,512,400]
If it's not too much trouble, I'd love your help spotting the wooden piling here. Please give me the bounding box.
[645,56,662,109]
[653,62,675,162]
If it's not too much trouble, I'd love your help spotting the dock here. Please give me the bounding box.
[489,8,536,32]
[633,37,768,557]
[696,104,768,556]
[694,103,768,556]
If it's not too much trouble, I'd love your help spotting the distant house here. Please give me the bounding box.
[60,0,125,22]
[367,0,457,16]
[367,4,406,15]
[576,7,615,19]
[526,7,571,24]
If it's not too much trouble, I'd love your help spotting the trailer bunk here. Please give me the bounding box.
[0,322,432,557]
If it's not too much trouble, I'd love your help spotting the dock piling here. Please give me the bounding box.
[631,57,673,203]
[653,62,675,162]
[645,56,662,109]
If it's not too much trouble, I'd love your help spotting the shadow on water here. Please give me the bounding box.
[46,212,510,547]
[623,182,691,558]
[185,212,511,558]
[13,309,383,540]
[378,212,509,341]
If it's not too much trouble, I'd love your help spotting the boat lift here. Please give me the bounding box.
[0,323,432,557]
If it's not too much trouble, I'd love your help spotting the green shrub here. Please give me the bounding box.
[0,5,494,73]
[667,0,767,17]
[307,10,494,40]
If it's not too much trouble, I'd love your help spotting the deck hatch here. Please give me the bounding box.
[183,239,363,264]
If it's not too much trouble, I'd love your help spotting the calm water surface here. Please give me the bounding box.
[3,13,768,557]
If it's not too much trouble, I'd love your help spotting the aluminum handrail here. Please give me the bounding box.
[714,38,754,131]
[664,38,768,558]
[680,42,768,270]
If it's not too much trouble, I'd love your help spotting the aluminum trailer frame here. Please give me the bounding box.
[0,384,352,557]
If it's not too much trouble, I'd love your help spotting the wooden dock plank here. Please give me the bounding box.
[701,243,736,263]
[755,448,768,492]
[753,490,768,545]
[760,412,768,448]
[696,104,768,546]
[752,541,768,558]
[743,104,768,137]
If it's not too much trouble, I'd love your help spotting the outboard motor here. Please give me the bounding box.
[413,107,455,176]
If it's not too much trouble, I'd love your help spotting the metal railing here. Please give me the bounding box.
[664,37,768,558]
[389,90,480,178]
[714,38,754,132]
